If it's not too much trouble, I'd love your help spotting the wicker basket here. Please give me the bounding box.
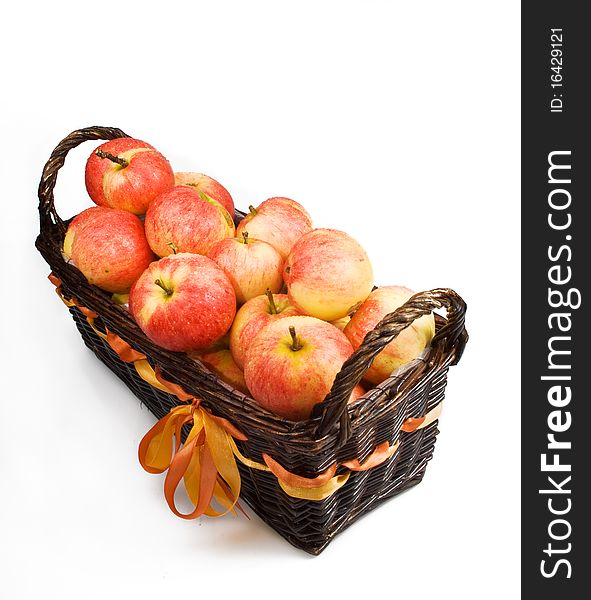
[35,126,468,555]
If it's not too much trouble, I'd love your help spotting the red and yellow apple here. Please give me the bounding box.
[144,186,235,257]
[197,349,249,394]
[63,206,104,258]
[348,383,367,405]
[229,292,302,369]
[129,253,236,352]
[236,197,313,259]
[207,233,284,304]
[85,138,174,214]
[284,228,374,321]
[243,315,363,421]
[64,206,155,293]
[344,286,435,385]
[188,337,249,394]
[174,172,234,217]
[330,315,351,331]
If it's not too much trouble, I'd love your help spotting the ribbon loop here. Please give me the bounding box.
[138,405,193,474]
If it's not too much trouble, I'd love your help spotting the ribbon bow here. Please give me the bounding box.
[138,391,248,518]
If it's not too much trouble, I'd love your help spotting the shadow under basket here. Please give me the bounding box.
[36,126,469,555]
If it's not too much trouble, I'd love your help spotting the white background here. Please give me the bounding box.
[0,2,520,599]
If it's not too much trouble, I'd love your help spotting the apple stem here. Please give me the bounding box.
[95,149,129,168]
[242,231,249,244]
[266,289,278,314]
[248,205,257,216]
[154,278,173,296]
[167,241,178,254]
[288,326,303,351]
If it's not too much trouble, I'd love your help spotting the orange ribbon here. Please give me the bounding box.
[137,368,250,518]
[262,455,338,488]
[105,330,145,363]
[401,403,443,433]
[138,401,245,518]
[341,440,401,471]
[48,273,442,512]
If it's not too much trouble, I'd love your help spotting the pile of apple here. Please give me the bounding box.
[65,137,435,421]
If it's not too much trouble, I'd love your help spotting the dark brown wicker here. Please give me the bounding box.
[35,126,468,555]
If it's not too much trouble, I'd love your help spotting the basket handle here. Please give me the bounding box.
[37,126,131,233]
[313,288,467,444]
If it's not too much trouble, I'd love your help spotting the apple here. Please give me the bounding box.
[229,291,302,369]
[330,315,351,331]
[243,315,364,421]
[63,206,105,258]
[85,138,175,214]
[283,228,374,321]
[348,382,367,404]
[144,185,235,257]
[207,232,284,304]
[344,286,435,385]
[196,349,249,394]
[63,206,155,293]
[129,253,236,352]
[188,337,249,394]
[236,197,313,259]
[174,172,234,218]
